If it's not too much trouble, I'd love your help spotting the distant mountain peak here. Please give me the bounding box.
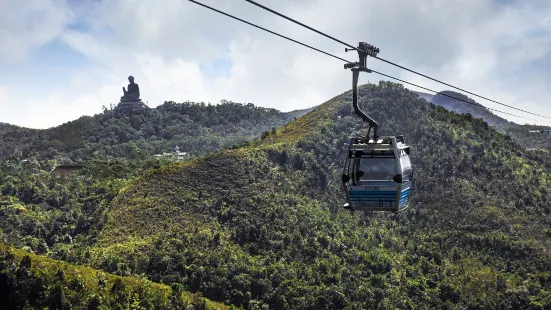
[414,90,517,129]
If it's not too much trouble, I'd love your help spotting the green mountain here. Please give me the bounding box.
[0,101,313,162]
[0,242,228,309]
[2,81,551,309]
[0,122,21,134]
[415,90,519,129]
[505,127,551,152]
[0,162,230,309]
[415,90,551,152]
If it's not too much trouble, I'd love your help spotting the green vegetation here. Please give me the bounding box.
[2,81,551,309]
[430,90,518,129]
[0,100,313,162]
[421,90,551,152]
[0,242,228,309]
[506,127,551,152]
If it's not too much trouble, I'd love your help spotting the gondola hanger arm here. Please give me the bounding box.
[345,42,380,139]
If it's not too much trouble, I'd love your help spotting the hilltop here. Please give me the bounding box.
[415,90,551,151]
[414,90,518,129]
[0,100,313,162]
[2,81,551,309]
[0,122,20,133]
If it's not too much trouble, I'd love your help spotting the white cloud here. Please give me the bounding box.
[1,0,551,128]
[0,0,73,63]
[0,85,8,104]
[136,54,209,103]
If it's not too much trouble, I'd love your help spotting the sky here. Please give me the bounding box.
[1,0,550,129]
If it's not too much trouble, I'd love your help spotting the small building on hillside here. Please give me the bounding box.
[153,152,188,162]
[51,164,84,177]
[153,146,188,162]
[529,130,551,136]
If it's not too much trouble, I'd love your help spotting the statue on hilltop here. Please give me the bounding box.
[120,75,141,102]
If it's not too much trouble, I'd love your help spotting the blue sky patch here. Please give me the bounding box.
[0,38,93,94]
[199,57,233,80]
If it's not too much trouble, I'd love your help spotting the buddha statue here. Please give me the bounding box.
[120,75,141,102]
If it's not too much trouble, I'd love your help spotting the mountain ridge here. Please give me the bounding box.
[413,90,520,128]
[414,90,551,151]
[68,82,551,308]
[2,82,551,308]
[0,101,314,161]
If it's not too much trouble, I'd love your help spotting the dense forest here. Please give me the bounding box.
[0,100,313,163]
[417,90,551,152]
[505,127,551,152]
[428,90,518,129]
[0,242,227,309]
[2,82,551,309]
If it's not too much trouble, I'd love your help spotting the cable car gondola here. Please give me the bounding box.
[341,42,413,212]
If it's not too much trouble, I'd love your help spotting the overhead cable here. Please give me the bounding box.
[243,0,551,120]
[187,0,548,124]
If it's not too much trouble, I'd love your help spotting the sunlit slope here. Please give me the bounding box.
[0,101,312,160]
[0,242,228,309]
[92,82,551,309]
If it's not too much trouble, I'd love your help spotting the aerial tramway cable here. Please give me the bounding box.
[242,0,551,121]
[187,0,551,125]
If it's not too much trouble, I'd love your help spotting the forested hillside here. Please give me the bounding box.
[0,122,20,134]
[415,90,518,130]
[2,81,551,309]
[0,100,313,163]
[506,128,551,152]
[0,243,227,309]
[415,90,551,152]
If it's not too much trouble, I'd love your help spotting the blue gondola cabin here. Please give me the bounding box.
[342,135,413,212]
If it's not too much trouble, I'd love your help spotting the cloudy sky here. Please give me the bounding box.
[1,0,550,129]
